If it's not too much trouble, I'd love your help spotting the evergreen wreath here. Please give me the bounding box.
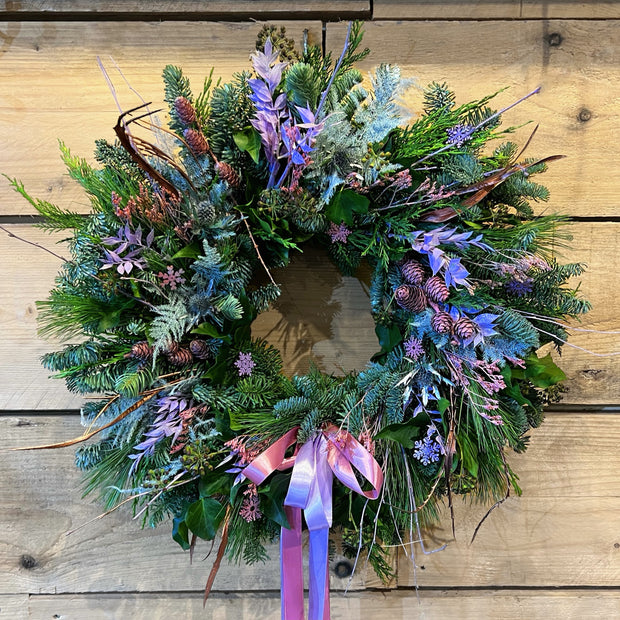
[13,22,590,616]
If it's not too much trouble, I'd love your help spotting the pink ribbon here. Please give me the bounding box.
[241,426,383,620]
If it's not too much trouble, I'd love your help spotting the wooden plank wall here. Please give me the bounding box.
[0,2,618,618]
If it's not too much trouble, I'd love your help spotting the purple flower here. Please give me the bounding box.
[404,336,424,360]
[128,394,192,475]
[446,123,474,147]
[444,257,470,288]
[249,39,290,187]
[413,427,441,465]
[235,352,256,376]
[100,223,154,275]
[327,222,351,244]
[506,277,534,297]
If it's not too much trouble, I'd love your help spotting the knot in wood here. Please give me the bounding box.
[578,108,592,123]
[546,32,563,47]
[20,554,37,569]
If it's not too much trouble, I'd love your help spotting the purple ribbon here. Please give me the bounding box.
[241,426,383,620]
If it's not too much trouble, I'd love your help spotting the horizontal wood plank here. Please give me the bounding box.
[0,413,387,596]
[1,222,617,410]
[0,21,618,217]
[0,20,321,216]
[327,20,620,218]
[0,1,369,17]
[17,590,620,619]
[521,2,620,18]
[1,412,619,596]
[0,595,28,620]
[373,1,521,19]
[374,1,620,19]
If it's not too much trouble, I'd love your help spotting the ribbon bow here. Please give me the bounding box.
[241,425,383,620]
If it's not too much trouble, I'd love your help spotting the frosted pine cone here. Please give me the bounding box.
[215,161,242,189]
[183,128,209,155]
[430,311,453,334]
[400,259,425,285]
[395,285,427,313]
[174,96,196,125]
[453,317,477,341]
[424,276,450,303]
[167,348,194,366]
[189,339,211,360]
[128,341,153,360]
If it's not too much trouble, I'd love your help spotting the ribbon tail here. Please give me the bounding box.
[281,506,304,620]
[308,527,330,620]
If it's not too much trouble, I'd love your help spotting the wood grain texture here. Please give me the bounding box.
[1,412,619,596]
[0,21,321,216]
[18,590,620,619]
[373,1,521,19]
[0,595,28,620]
[327,20,620,218]
[0,1,369,18]
[521,2,620,18]
[374,1,620,19]
[1,222,617,410]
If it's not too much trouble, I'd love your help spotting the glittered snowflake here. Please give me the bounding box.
[234,351,256,376]
[413,427,441,465]
[446,123,474,147]
[158,265,186,290]
[505,277,534,297]
[404,336,424,360]
[327,222,352,244]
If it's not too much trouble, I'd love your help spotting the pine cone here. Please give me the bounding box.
[183,128,209,155]
[167,347,194,366]
[174,96,196,125]
[215,161,241,189]
[394,285,427,313]
[424,276,450,303]
[162,340,180,355]
[400,259,425,285]
[430,311,453,334]
[129,341,153,360]
[189,339,211,360]
[453,317,478,341]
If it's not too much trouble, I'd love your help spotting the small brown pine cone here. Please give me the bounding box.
[162,340,180,355]
[189,339,211,360]
[394,285,427,313]
[453,317,478,341]
[400,259,425,285]
[215,161,242,189]
[430,311,453,334]
[183,128,209,155]
[174,96,196,125]
[424,276,450,303]
[167,348,194,366]
[129,341,153,360]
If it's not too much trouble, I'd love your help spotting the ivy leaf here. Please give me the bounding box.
[172,514,190,550]
[375,324,402,355]
[185,497,226,541]
[525,353,566,388]
[326,189,369,226]
[199,472,231,498]
[233,128,262,163]
[375,419,420,449]
[259,473,291,529]
[172,243,201,260]
[192,322,226,339]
